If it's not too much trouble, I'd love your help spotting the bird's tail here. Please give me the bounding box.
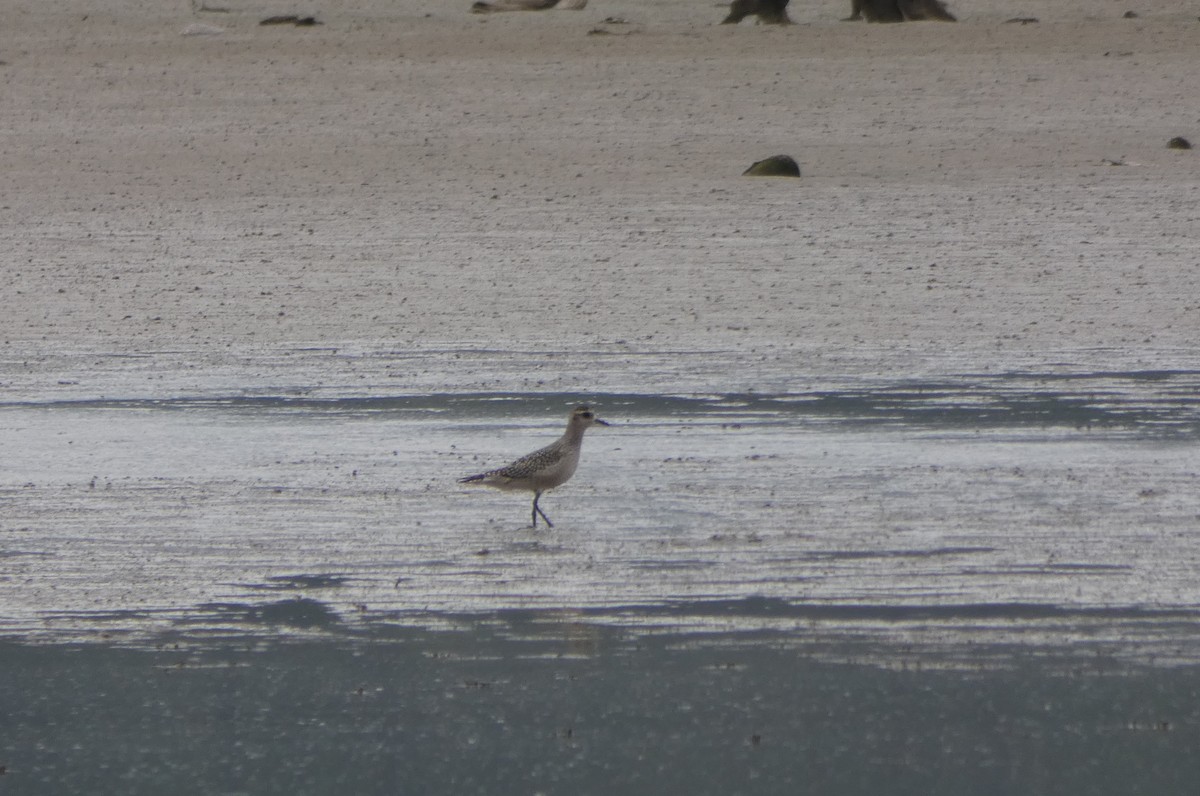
[458,473,487,484]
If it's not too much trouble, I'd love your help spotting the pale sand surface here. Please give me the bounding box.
[2,0,1198,393]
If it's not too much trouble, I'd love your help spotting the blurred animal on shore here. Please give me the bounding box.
[471,0,586,12]
[843,0,956,22]
[721,0,792,25]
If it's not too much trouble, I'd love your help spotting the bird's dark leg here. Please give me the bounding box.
[532,491,554,528]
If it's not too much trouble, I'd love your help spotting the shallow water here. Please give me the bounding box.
[4,349,1200,665]
[6,351,1200,793]
[4,631,1200,796]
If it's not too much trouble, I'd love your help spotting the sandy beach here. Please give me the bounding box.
[3,0,1198,389]
[4,4,1200,793]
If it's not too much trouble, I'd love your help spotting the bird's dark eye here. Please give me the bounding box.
[581,411,593,419]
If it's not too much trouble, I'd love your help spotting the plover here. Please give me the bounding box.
[459,405,610,527]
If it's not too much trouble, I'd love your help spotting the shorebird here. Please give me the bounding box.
[458,405,610,528]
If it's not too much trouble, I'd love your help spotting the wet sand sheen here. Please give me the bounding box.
[3,379,1199,663]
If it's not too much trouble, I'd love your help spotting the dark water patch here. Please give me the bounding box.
[771,389,1200,434]
[0,391,719,419]
[969,368,1200,384]
[38,608,171,626]
[238,573,351,591]
[185,598,341,630]
[967,563,1135,576]
[6,368,1199,434]
[592,597,1200,625]
[3,627,1200,795]
[804,546,998,562]
[353,599,1200,642]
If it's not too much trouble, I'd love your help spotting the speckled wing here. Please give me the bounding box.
[460,441,565,484]
[492,443,566,480]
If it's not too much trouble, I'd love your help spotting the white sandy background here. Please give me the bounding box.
[2,0,1198,396]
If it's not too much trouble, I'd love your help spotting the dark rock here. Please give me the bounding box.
[843,0,955,22]
[260,15,322,26]
[743,155,801,177]
[722,0,792,25]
